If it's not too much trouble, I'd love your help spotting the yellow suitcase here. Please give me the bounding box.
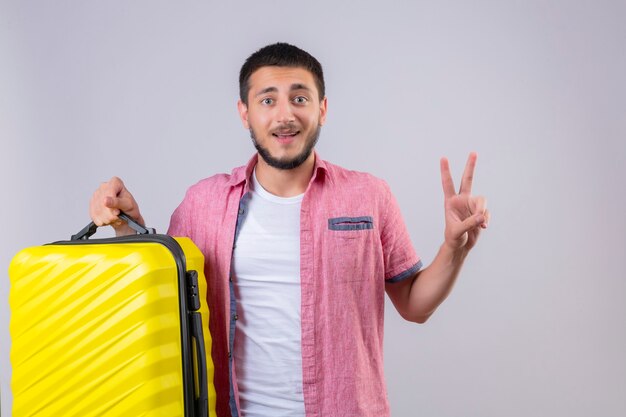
[9,214,217,417]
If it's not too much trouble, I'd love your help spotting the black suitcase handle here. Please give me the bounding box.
[71,211,156,240]
[191,311,209,417]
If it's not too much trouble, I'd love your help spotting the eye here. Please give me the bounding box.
[261,97,274,105]
[293,96,308,104]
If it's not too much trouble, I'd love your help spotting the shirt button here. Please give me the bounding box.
[233,314,239,321]
[238,208,245,215]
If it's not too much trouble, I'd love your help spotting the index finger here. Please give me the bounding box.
[440,157,456,198]
[459,152,478,194]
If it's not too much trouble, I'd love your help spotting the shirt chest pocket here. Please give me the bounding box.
[328,216,374,233]
[326,216,378,282]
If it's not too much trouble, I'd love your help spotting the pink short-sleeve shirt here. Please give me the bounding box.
[168,153,421,417]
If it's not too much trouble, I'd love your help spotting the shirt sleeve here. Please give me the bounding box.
[379,181,422,283]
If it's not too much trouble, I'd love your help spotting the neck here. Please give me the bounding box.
[255,152,315,197]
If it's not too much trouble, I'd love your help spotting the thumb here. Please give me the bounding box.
[103,196,134,213]
[455,213,484,236]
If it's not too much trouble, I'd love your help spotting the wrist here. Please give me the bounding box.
[440,241,470,264]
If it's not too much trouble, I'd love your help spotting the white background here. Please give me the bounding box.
[1,1,625,416]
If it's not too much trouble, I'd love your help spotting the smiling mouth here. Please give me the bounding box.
[272,131,300,139]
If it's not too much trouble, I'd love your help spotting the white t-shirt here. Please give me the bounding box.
[232,170,305,416]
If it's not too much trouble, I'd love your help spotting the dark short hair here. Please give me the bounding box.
[239,42,325,105]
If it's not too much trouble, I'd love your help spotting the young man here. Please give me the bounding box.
[90,43,489,417]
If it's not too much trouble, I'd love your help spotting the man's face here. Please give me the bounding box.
[237,66,327,170]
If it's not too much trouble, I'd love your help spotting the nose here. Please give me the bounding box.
[275,100,295,124]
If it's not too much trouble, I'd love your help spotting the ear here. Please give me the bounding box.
[318,96,328,126]
[237,99,250,129]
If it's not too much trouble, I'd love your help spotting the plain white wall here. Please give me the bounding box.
[2,1,625,416]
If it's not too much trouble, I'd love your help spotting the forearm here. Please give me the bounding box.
[398,243,469,323]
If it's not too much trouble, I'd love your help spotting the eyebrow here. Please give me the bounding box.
[255,83,312,97]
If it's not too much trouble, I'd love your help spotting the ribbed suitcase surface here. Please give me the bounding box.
[9,233,216,417]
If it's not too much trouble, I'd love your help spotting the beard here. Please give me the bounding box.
[250,124,321,170]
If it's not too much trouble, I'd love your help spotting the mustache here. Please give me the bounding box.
[271,122,300,134]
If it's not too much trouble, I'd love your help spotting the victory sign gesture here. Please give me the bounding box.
[440,152,489,252]
[385,152,489,323]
